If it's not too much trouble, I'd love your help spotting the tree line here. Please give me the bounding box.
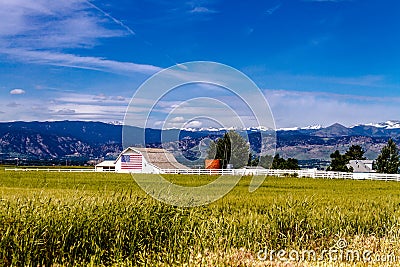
[206,130,400,174]
[327,138,400,174]
[206,131,299,170]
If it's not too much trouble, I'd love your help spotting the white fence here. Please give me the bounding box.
[160,168,400,182]
[5,168,95,172]
[5,167,400,182]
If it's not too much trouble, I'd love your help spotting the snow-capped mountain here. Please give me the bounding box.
[176,126,273,132]
[277,125,322,131]
[108,121,123,126]
[354,120,400,129]
[2,120,400,163]
[301,125,323,130]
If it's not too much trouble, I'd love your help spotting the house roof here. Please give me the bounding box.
[116,147,189,170]
[347,160,375,173]
[96,160,116,167]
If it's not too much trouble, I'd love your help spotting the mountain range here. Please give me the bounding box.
[1,120,399,165]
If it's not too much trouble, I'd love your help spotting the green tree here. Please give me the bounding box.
[345,145,366,160]
[375,138,400,174]
[271,154,285,169]
[259,155,273,169]
[206,131,250,168]
[248,153,260,166]
[327,150,353,172]
[286,158,300,170]
[271,154,299,170]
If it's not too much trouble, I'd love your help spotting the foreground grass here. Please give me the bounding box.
[1,171,400,266]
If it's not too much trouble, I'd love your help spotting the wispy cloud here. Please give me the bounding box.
[265,89,400,128]
[288,74,387,88]
[303,0,351,2]
[2,87,399,127]
[6,102,21,108]
[55,108,76,115]
[84,0,136,36]
[0,0,159,75]
[0,48,161,75]
[55,92,131,105]
[0,0,121,49]
[266,3,282,16]
[0,91,132,122]
[303,0,352,2]
[189,6,217,14]
[243,66,395,91]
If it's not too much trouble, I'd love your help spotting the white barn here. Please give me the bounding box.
[96,147,189,173]
[94,160,116,172]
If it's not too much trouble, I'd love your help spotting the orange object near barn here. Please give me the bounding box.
[205,159,221,169]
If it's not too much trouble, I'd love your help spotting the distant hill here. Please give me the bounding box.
[0,121,209,161]
[0,121,123,160]
[313,123,355,137]
[1,120,399,164]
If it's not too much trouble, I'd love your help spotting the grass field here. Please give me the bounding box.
[1,171,400,266]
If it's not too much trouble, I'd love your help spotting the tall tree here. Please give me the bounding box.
[375,138,400,174]
[327,150,353,172]
[345,145,366,160]
[228,131,250,168]
[206,131,249,168]
[327,145,366,172]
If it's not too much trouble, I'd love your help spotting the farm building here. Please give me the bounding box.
[347,159,375,180]
[95,147,189,173]
[347,160,375,173]
[94,160,116,172]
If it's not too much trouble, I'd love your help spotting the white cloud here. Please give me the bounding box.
[0,48,161,75]
[55,108,76,115]
[0,0,161,75]
[184,120,202,128]
[0,0,122,48]
[10,88,26,95]
[0,91,132,122]
[170,116,185,122]
[93,93,108,101]
[153,121,163,127]
[2,88,399,128]
[112,96,126,101]
[57,93,130,105]
[189,7,217,13]
[92,93,127,102]
[265,89,400,128]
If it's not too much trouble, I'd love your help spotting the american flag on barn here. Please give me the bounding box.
[121,154,142,170]
[104,147,189,173]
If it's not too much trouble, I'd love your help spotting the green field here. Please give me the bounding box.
[1,171,400,266]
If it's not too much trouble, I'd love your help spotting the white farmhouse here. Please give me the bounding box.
[347,159,375,180]
[96,147,188,173]
[94,160,116,172]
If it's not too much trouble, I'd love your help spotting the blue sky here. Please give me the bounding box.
[0,0,399,128]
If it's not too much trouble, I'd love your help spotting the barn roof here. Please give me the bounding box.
[96,160,116,167]
[117,147,189,170]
